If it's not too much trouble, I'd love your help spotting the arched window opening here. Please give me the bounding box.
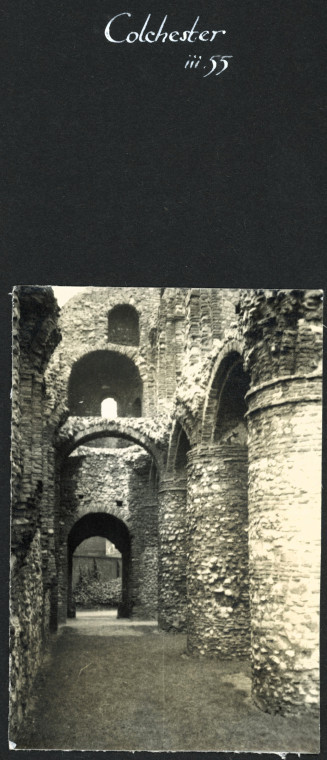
[101,397,117,418]
[68,350,143,417]
[108,304,140,346]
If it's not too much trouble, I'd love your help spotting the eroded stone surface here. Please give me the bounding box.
[11,287,322,738]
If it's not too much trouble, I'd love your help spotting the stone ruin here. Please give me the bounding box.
[10,286,322,734]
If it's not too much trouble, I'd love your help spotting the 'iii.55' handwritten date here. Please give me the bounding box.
[185,54,232,77]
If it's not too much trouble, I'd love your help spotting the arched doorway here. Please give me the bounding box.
[67,513,131,618]
[55,416,167,627]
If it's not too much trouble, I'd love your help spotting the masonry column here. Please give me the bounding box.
[240,289,323,714]
[187,444,250,657]
[157,476,187,631]
[131,502,158,620]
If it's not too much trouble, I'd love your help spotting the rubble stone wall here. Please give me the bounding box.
[10,286,61,736]
[10,531,45,736]
[185,288,239,364]
[11,287,323,730]
[57,446,158,621]
[46,287,161,418]
[187,445,250,657]
[157,477,188,631]
[156,289,187,413]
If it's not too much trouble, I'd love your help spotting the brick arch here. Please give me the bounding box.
[201,339,245,444]
[69,342,142,368]
[68,512,130,555]
[56,416,168,472]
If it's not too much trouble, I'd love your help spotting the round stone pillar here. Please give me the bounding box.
[246,375,322,713]
[187,445,250,657]
[240,288,323,714]
[157,477,187,631]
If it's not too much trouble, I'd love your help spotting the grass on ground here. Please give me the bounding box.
[15,627,319,752]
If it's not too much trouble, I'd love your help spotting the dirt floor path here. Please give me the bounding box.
[15,612,319,752]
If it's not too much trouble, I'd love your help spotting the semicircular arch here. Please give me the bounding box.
[45,344,147,419]
[201,338,246,444]
[68,511,130,555]
[56,416,168,473]
[68,349,143,417]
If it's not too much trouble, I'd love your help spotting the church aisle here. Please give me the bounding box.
[15,624,319,752]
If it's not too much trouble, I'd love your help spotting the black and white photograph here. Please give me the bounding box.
[10,286,322,752]
[4,0,326,754]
